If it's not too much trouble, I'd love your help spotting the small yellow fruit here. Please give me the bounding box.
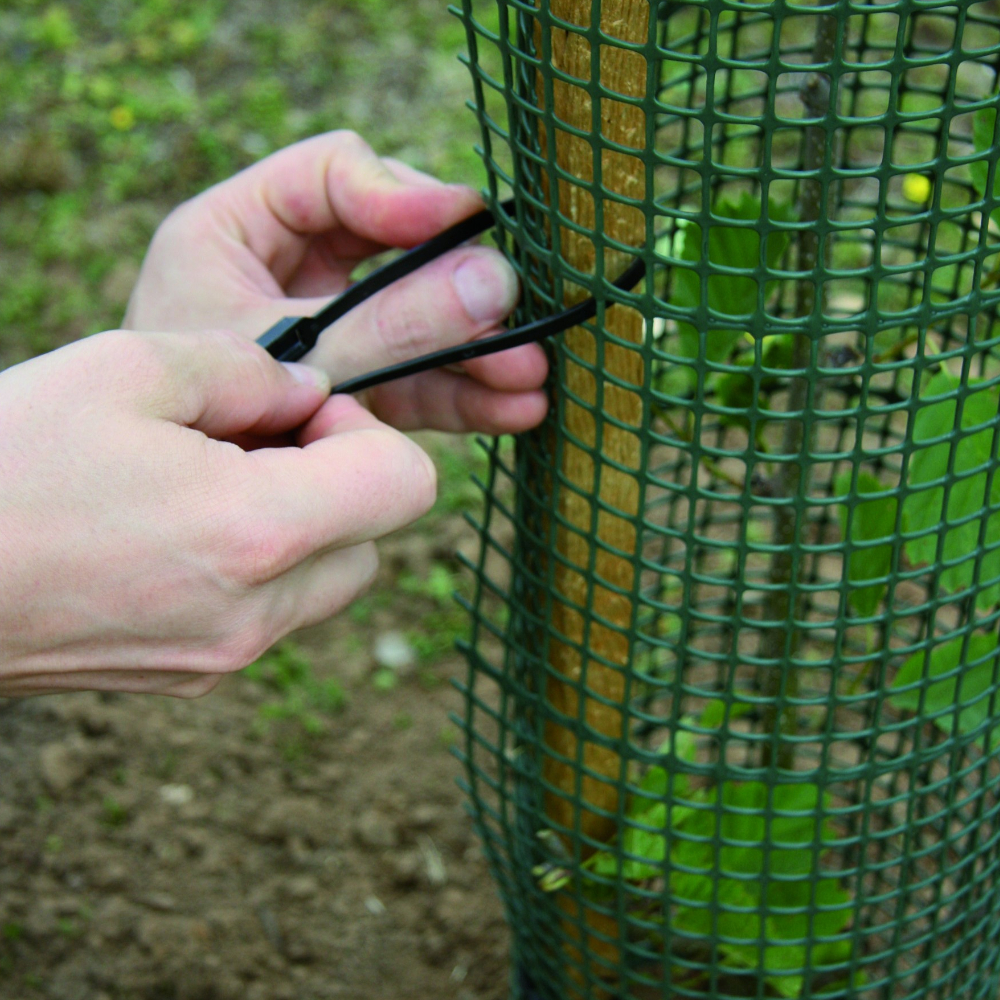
[109,106,135,132]
[903,173,932,204]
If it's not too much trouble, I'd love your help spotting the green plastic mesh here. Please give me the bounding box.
[451,1,1000,998]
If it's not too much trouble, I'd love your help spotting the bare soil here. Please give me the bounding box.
[0,507,511,1000]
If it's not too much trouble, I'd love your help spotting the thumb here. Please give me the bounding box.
[121,329,331,439]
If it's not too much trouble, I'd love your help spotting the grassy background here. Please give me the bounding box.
[0,0,489,369]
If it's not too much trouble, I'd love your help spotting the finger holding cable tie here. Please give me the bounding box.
[125,131,548,435]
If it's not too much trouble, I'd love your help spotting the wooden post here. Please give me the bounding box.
[534,0,649,991]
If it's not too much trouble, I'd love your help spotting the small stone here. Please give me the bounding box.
[417,834,447,887]
[38,739,88,795]
[372,631,417,676]
[285,875,318,901]
[54,895,81,916]
[0,801,17,832]
[94,897,137,944]
[433,887,470,930]
[90,860,129,892]
[363,895,386,916]
[78,704,115,737]
[252,797,329,847]
[353,809,398,850]
[410,803,442,829]
[159,784,194,806]
[318,761,346,785]
[100,260,140,308]
[422,931,449,966]
[390,851,422,888]
[137,892,178,912]
[284,937,316,964]
[387,532,433,576]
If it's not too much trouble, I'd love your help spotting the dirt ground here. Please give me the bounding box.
[0,2,519,997]
[0,501,512,1000]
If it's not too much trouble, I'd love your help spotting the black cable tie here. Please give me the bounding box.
[255,197,647,395]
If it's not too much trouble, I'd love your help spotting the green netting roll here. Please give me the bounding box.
[452,1,1000,998]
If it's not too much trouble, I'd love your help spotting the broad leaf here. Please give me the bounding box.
[678,783,852,997]
[671,193,793,365]
[834,471,898,617]
[971,102,1000,229]
[699,696,752,730]
[902,371,1000,609]
[592,779,853,997]
[889,630,1000,748]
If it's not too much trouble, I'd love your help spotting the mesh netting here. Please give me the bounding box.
[452,1,1000,997]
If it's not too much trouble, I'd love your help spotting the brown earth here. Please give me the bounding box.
[0,498,512,1000]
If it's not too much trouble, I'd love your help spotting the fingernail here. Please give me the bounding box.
[282,362,330,393]
[451,250,520,324]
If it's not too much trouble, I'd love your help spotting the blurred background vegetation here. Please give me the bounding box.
[0,0,491,369]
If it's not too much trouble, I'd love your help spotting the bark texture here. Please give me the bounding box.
[533,0,650,992]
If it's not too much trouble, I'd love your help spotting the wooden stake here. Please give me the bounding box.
[533,0,649,991]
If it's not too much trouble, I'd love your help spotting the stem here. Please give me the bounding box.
[654,405,747,491]
[759,13,838,771]
[846,623,877,695]
[872,331,920,364]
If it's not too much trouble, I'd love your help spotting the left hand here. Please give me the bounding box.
[125,130,548,434]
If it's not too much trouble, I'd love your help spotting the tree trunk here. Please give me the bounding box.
[533,0,650,992]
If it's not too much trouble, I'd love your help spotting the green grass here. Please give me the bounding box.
[244,641,347,735]
[0,0,487,367]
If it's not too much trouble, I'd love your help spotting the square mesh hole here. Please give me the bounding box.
[890,119,942,170]
[847,11,901,64]
[910,8,959,57]
[961,4,1000,55]
[842,124,886,169]
[711,122,763,171]
[848,70,893,120]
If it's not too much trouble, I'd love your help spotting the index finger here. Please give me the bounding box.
[201,131,484,280]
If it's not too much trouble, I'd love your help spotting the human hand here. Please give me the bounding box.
[125,131,548,434]
[0,329,436,698]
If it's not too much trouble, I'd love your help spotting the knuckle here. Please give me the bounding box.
[147,199,212,261]
[89,330,171,390]
[173,675,223,700]
[336,544,380,613]
[331,128,365,151]
[208,478,295,589]
[211,625,273,675]
[219,516,291,589]
[150,203,188,246]
[358,542,379,590]
[88,327,144,361]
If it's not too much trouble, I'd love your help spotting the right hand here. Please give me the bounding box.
[0,329,436,698]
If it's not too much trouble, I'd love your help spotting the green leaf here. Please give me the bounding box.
[762,333,795,371]
[670,782,853,995]
[671,193,793,365]
[583,778,855,995]
[889,630,1000,747]
[971,102,1000,228]
[834,471,898,617]
[716,368,757,412]
[699,696,752,730]
[902,372,1000,609]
